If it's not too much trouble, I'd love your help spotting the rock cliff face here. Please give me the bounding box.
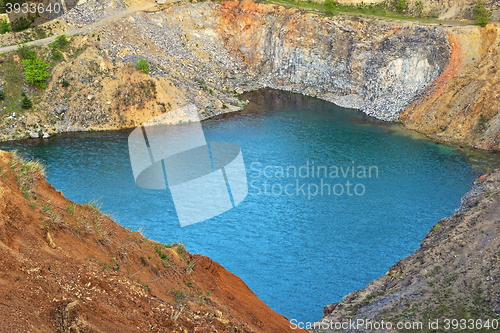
[1,1,500,150]
[0,0,453,141]
[401,25,500,151]
[91,0,450,121]
[216,1,449,121]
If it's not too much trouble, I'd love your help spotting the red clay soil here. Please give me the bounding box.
[403,33,462,114]
[0,150,306,333]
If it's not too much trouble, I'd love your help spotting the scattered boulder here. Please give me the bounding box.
[323,303,339,316]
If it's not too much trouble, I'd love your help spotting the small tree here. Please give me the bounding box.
[17,44,37,60]
[21,94,32,109]
[0,89,5,101]
[22,58,50,88]
[323,0,337,15]
[474,1,491,27]
[135,58,150,74]
[49,35,69,50]
[392,0,408,13]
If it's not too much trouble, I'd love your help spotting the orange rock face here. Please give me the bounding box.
[401,26,500,151]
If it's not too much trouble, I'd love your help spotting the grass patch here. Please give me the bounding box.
[171,289,186,304]
[155,246,172,267]
[85,198,102,211]
[0,52,27,115]
[8,150,45,199]
[101,259,121,271]
[263,0,438,21]
[176,243,186,261]
[186,260,196,274]
[66,203,75,214]
[72,199,108,237]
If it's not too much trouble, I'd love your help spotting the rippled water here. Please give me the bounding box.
[2,89,499,322]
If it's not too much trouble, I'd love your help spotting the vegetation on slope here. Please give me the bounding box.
[474,0,491,27]
[263,0,441,21]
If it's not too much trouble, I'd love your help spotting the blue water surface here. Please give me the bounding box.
[0,89,491,322]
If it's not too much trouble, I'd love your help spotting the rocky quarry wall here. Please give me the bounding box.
[99,0,450,122]
[2,0,499,151]
[29,0,450,133]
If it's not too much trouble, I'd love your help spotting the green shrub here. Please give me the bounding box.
[34,27,47,39]
[49,35,69,50]
[413,0,424,17]
[51,49,63,61]
[11,16,34,32]
[17,44,36,60]
[135,58,150,74]
[392,0,407,13]
[0,18,10,34]
[474,1,491,27]
[323,0,337,15]
[21,94,32,109]
[171,290,186,303]
[66,203,75,214]
[0,89,5,101]
[22,58,50,88]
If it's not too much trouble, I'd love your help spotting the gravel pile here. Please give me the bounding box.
[61,0,128,25]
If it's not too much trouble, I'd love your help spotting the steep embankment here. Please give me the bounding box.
[0,150,305,332]
[312,170,500,333]
[1,0,450,137]
[401,25,500,151]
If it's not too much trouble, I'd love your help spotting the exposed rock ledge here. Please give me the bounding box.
[86,0,451,122]
[2,0,499,150]
[1,0,452,142]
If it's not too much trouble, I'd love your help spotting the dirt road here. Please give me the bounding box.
[0,1,157,54]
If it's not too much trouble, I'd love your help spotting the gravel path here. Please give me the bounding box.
[0,1,157,55]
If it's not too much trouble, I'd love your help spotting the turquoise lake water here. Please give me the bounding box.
[2,89,498,322]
